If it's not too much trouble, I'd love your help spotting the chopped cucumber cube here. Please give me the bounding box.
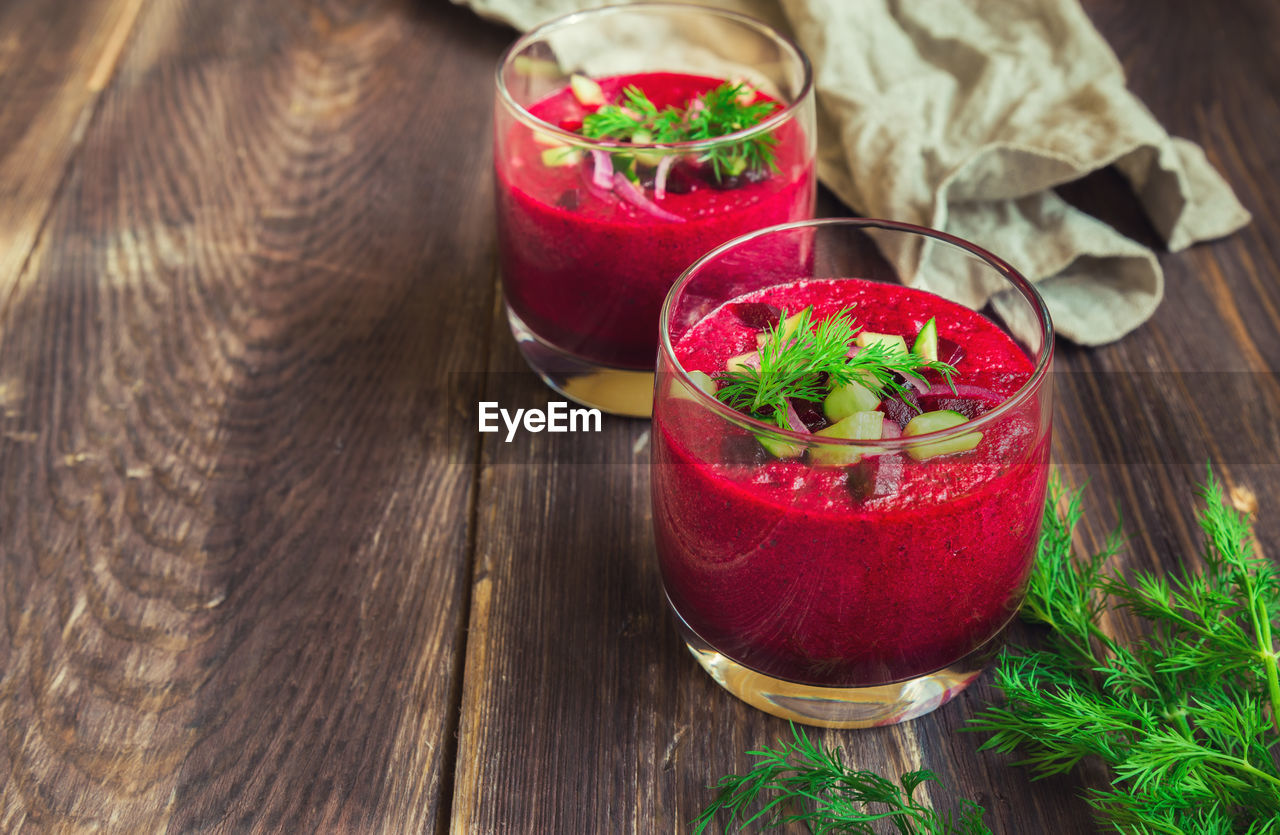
[756,432,805,460]
[633,150,666,168]
[855,331,909,356]
[752,308,811,348]
[532,130,566,147]
[810,411,883,467]
[912,317,939,363]
[902,409,982,460]
[823,379,881,421]
[540,145,583,167]
[778,310,807,342]
[725,351,760,373]
[670,370,716,402]
[569,74,605,107]
[721,155,747,176]
[626,129,666,167]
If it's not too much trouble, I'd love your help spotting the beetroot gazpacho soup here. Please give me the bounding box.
[494,5,814,415]
[497,72,814,369]
[652,220,1053,728]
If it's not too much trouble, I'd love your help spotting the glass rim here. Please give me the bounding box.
[494,2,814,153]
[658,217,1056,447]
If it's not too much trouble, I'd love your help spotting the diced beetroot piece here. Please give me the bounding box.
[558,116,584,132]
[937,337,966,367]
[555,190,581,210]
[788,398,830,433]
[847,454,904,501]
[707,172,742,190]
[720,434,768,467]
[662,161,698,195]
[918,383,1001,419]
[923,383,1001,401]
[638,161,694,196]
[880,421,902,440]
[728,302,783,331]
[880,388,921,429]
[920,396,988,420]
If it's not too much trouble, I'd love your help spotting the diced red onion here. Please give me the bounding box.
[782,400,810,434]
[653,155,674,200]
[901,373,929,394]
[613,173,685,222]
[590,150,613,189]
[579,157,615,203]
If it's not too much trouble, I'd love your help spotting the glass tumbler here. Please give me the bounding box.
[494,3,815,416]
[652,218,1054,727]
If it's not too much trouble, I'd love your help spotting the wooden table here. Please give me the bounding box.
[1,0,1275,831]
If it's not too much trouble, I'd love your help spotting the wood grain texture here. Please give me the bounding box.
[452,3,1280,834]
[0,0,509,831]
[0,0,150,312]
[0,0,1277,832]
[450,190,1101,835]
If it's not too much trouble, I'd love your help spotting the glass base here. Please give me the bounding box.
[673,608,996,728]
[506,304,654,418]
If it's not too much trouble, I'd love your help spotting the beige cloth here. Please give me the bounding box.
[462,0,1251,344]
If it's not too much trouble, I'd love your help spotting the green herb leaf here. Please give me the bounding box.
[684,81,780,182]
[970,469,1280,831]
[580,81,779,183]
[695,722,992,834]
[713,305,956,430]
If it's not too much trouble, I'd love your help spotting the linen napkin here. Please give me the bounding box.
[461,0,1251,344]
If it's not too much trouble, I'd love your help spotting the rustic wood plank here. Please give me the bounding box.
[0,0,150,310]
[1067,0,1280,568]
[2,0,1277,831]
[0,0,509,831]
[452,189,1100,834]
[454,3,1280,833]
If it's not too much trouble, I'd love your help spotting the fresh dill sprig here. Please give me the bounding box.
[713,306,956,430]
[969,469,1280,832]
[683,81,780,181]
[581,81,778,182]
[694,722,991,834]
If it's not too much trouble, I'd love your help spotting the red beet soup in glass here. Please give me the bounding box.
[494,4,815,415]
[652,219,1053,727]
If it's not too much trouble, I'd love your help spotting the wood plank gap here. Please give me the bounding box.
[0,0,155,327]
[87,0,150,91]
[433,257,501,835]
